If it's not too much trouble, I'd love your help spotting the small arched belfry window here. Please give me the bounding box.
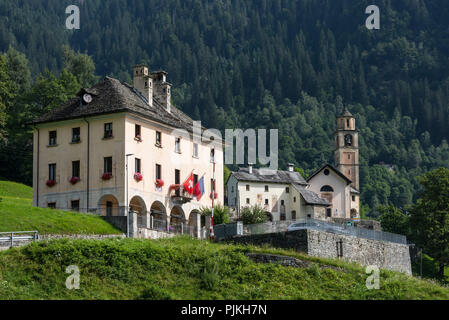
[320,185,334,192]
[344,134,353,146]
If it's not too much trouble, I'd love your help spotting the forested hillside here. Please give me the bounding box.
[1,0,449,216]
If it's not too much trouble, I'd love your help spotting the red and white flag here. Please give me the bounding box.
[183,172,194,195]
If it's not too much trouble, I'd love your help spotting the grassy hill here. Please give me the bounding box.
[0,180,121,235]
[0,237,448,300]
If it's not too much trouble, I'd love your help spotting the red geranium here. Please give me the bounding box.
[156,179,164,188]
[46,180,56,187]
[70,177,80,185]
[134,172,143,182]
[102,173,112,180]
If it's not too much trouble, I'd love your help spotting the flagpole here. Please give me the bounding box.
[210,147,216,240]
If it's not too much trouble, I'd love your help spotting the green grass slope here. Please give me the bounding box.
[0,180,121,235]
[0,237,447,300]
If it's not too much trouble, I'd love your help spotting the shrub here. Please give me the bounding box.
[240,205,268,225]
[200,204,231,225]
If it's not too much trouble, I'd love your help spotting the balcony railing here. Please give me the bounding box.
[169,184,193,204]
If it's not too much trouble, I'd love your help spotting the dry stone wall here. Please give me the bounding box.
[225,229,411,275]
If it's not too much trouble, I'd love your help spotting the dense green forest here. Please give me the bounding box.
[1,0,449,217]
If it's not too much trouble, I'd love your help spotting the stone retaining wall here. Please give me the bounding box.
[225,229,412,275]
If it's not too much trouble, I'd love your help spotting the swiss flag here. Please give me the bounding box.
[183,172,194,195]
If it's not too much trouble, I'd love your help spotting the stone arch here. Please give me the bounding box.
[129,196,147,228]
[188,209,201,236]
[169,206,185,233]
[150,201,167,230]
[97,194,120,216]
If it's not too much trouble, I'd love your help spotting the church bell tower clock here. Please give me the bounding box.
[334,108,359,191]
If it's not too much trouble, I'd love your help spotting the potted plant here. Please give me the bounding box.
[102,172,112,180]
[70,176,80,185]
[156,179,164,188]
[46,180,56,187]
[135,134,143,142]
[134,172,143,182]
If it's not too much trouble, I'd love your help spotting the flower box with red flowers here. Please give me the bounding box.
[102,173,112,180]
[134,135,143,142]
[134,172,143,182]
[210,191,218,199]
[46,180,56,187]
[70,176,80,185]
[155,179,164,188]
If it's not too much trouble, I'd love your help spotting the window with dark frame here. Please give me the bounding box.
[294,197,296,202]
[72,128,80,143]
[264,199,269,205]
[48,202,56,209]
[72,161,80,178]
[49,131,57,146]
[291,211,297,220]
[156,131,162,146]
[265,185,269,192]
[71,200,80,212]
[246,185,250,191]
[193,174,198,186]
[135,124,141,138]
[49,163,56,181]
[326,208,332,217]
[175,137,181,153]
[193,143,199,158]
[156,164,162,180]
[135,158,141,173]
[104,157,112,174]
[175,169,181,196]
[104,123,113,138]
[352,195,355,201]
[286,187,290,193]
[246,198,250,204]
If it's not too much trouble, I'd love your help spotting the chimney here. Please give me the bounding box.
[151,71,171,112]
[288,163,295,172]
[248,163,254,174]
[133,65,153,106]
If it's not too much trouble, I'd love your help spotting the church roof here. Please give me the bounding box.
[292,183,330,206]
[306,164,352,185]
[339,107,353,117]
[30,76,198,133]
[232,167,308,185]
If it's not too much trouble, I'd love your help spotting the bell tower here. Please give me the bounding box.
[334,108,359,191]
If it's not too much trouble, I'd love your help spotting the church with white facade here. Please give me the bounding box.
[226,108,360,222]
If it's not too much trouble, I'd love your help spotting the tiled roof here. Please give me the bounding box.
[292,183,330,206]
[232,167,308,185]
[30,76,198,133]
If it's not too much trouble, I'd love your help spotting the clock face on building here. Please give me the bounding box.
[345,134,353,146]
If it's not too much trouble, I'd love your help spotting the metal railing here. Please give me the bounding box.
[149,218,196,236]
[0,231,39,247]
[243,218,407,245]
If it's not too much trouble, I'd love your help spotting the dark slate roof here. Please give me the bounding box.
[306,164,352,185]
[292,183,330,206]
[339,107,353,117]
[232,167,308,185]
[350,187,360,194]
[30,76,199,133]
